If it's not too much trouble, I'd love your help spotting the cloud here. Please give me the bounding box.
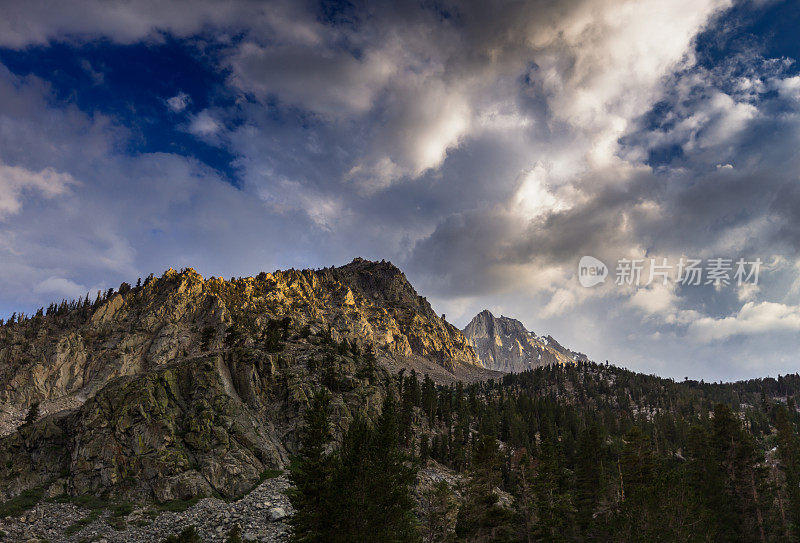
[2,0,800,380]
[0,0,320,47]
[187,110,221,137]
[166,91,190,113]
[689,301,800,341]
[0,0,728,194]
[629,282,679,316]
[229,42,396,118]
[348,78,474,191]
[253,174,346,230]
[0,62,328,312]
[0,163,76,219]
[34,276,88,299]
[512,164,572,219]
[80,59,104,85]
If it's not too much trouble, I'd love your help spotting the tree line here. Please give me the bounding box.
[289,362,800,542]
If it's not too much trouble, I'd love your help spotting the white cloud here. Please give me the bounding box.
[166,92,190,113]
[737,282,760,302]
[187,110,221,137]
[689,301,800,341]
[0,0,320,48]
[776,75,800,100]
[512,164,572,219]
[542,288,579,317]
[532,0,731,161]
[348,80,473,191]
[254,175,346,230]
[681,92,759,152]
[34,276,87,298]
[0,163,75,219]
[629,282,679,316]
[1,0,728,197]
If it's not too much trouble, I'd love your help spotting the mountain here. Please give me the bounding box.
[462,309,585,372]
[0,258,489,502]
[2,261,800,542]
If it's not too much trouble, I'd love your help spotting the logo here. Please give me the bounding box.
[578,256,608,287]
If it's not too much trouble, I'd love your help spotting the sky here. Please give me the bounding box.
[0,0,799,382]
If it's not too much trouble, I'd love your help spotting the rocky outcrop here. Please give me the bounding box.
[0,258,486,502]
[0,259,479,418]
[462,310,581,373]
[0,352,288,502]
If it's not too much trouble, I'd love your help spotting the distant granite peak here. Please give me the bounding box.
[462,310,581,372]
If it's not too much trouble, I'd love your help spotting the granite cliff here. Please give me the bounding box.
[462,310,584,373]
[0,258,487,503]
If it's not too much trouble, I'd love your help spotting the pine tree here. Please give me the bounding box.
[512,453,537,543]
[420,435,430,464]
[421,480,457,543]
[400,373,417,445]
[23,401,40,426]
[711,404,767,543]
[288,389,336,543]
[613,426,657,540]
[455,434,516,542]
[532,429,575,542]
[332,394,419,542]
[331,414,374,541]
[422,374,437,425]
[574,423,604,536]
[357,344,377,382]
[775,402,800,539]
[689,404,767,542]
[371,394,421,542]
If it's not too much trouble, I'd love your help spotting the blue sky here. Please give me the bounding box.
[0,39,239,180]
[1,0,800,381]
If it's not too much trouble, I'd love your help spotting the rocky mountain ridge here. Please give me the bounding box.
[462,309,585,372]
[0,258,488,503]
[0,258,480,429]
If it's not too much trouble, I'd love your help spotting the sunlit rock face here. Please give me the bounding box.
[0,258,481,411]
[0,258,486,501]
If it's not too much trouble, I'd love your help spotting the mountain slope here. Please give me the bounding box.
[2,265,800,541]
[0,259,480,429]
[0,258,487,501]
[462,309,583,372]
